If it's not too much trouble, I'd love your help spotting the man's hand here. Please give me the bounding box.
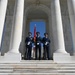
[27,42,30,45]
[45,42,48,45]
[37,43,39,45]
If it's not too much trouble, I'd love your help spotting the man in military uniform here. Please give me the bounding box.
[35,32,42,60]
[25,32,33,60]
[42,33,51,60]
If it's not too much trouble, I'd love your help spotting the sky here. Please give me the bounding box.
[30,21,46,37]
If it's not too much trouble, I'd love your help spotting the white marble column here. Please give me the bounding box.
[67,0,75,54]
[0,0,8,49]
[10,0,24,53]
[51,0,67,53]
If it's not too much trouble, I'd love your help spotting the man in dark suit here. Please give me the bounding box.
[42,33,51,60]
[35,32,42,60]
[25,32,33,60]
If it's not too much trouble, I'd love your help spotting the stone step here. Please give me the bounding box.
[1,63,75,66]
[0,64,57,69]
[0,73,75,75]
[58,64,75,67]
[0,69,13,73]
[1,64,75,69]
[58,64,75,66]
[8,69,75,73]
[56,67,75,70]
[58,70,75,73]
[0,68,75,73]
[0,60,55,64]
[0,69,57,73]
[0,67,75,70]
[1,66,75,70]
[0,61,75,75]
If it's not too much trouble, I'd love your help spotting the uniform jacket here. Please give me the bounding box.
[35,36,42,46]
[25,36,33,47]
[42,37,51,46]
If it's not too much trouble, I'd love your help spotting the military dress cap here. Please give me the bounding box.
[36,32,40,34]
[28,32,32,34]
[44,33,48,35]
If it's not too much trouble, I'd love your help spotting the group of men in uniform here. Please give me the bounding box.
[24,32,51,60]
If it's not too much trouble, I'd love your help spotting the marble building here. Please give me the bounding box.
[0,0,75,63]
